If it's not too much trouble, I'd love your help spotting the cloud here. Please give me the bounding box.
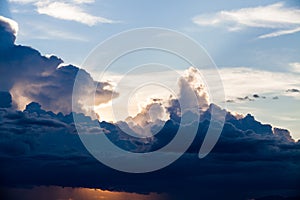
[236,96,254,101]
[1,12,300,200]
[286,88,300,93]
[9,0,116,26]
[178,67,209,111]
[36,1,115,26]
[123,100,166,137]
[192,2,300,38]
[115,67,209,137]
[127,102,165,127]
[11,64,119,114]
[0,17,118,114]
[258,26,300,39]
[0,15,18,36]
[9,0,37,4]
[0,16,18,48]
[289,62,300,73]
[0,95,300,199]
[0,91,12,108]
[73,0,95,3]
[218,67,300,101]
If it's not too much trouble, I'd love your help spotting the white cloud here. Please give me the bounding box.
[73,0,95,3]
[289,62,300,73]
[9,0,116,26]
[36,1,114,26]
[258,27,300,39]
[192,2,300,38]
[96,67,300,108]
[218,67,300,100]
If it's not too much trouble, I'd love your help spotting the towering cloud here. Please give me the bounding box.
[120,66,209,137]
[178,67,209,112]
[0,16,118,114]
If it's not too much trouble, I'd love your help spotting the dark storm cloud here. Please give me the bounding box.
[0,92,12,108]
[0,16,17,50]
[0,96,300,200]
[0,16,118,114]
[16,64,119,114]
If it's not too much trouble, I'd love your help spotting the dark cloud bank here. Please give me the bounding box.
[1,17,300,200]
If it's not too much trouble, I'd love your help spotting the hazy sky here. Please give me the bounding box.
[2,0,300,139]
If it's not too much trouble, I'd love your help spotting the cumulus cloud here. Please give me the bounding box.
[11,65,118,114]
[0,94,300,199]
[0,17,118,114]
[129,102,165,127]
[179,67,209,111]
[193,2,300,38]
[124,100,166,137]
[115,67,209,137]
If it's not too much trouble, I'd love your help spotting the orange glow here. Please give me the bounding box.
[2,186,169,200]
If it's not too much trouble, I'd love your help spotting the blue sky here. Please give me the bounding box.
[2,0,300,139]
[4,0,300,68]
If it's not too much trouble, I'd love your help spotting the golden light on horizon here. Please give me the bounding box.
[2,186,169,200]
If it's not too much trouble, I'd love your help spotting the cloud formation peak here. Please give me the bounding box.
[0,16,118,114]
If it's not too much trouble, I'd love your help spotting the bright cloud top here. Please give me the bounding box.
[192,2,300,39]
[9,0,116,26]
[0,15,18,36]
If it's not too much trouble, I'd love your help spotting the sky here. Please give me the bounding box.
[1,1,300,199]
[2,0,300,139]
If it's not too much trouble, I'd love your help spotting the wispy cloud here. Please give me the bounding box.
[258,27,300,39]
[9,0,116,26]
[9,0,37,4]
[192,2,300,39]
[36,1,115,26]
